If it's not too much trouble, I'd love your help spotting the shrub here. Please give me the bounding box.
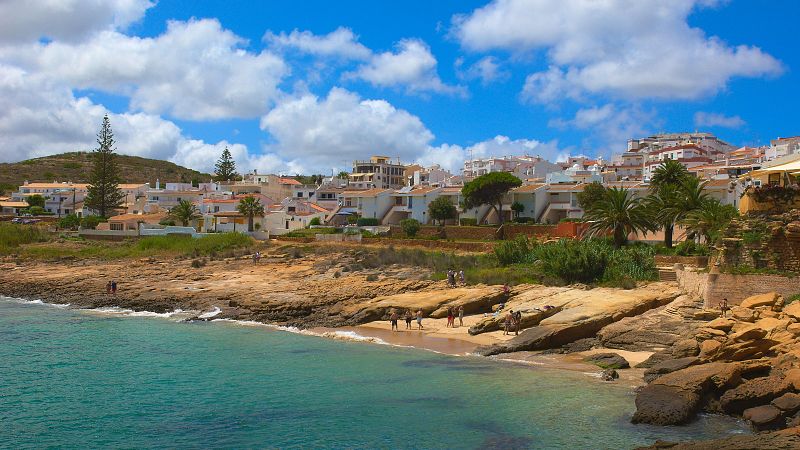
[190,258,206,268]
[357,217,380,226]
[674,240,710,256]
[81,215,106,229]
[530,239,657,285]
[513,217,532,224]
[58,214,81,230]
[309,217,321,226]
[460,218,477,226]
[347,214,359,225]
[494,235,532,266]
[365,274,379,281]
[0,223,49,249]
[400,218,421,237]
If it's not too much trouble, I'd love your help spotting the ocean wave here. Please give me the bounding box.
[1,297,71,309]
[198,307,221,319]
[212,319,392,346]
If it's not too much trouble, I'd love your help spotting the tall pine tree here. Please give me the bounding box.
[85,115,125,217]
[214,147,239,182]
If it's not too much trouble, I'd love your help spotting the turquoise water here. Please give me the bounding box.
[0,298,747,449]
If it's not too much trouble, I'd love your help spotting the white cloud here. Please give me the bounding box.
[260,87,435,173]
[347,39,465,96]
[549,103,659,155]
[456,56,508,85]
[264,27,371,60]
[417,136,564,173]
[455,0,783,101]
[0,0,154,43]
[2,19,289,120]
[694,111,745,128]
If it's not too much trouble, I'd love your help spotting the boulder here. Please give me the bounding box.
[696,327,727,340]
[467,305,559,335]
[601,369,619,381]
[585,353,630,369]
[631,384,701,425]
[772,393,800,414]
[784,368,800,391]
[705,317,735,332]
[728,324,768,342]
[693,309,720,321]
[698,340,722,360]
[672,339,700,358]
[784,302,800,321]
[643,357,700,383]
[719,376,790,414]
[743,405,783,430]
[788,323,800,336]
[634,426,800,450]
[730,306,755,322]
[741,292,780,309]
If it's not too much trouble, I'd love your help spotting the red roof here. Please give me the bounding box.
[279,178,302,185]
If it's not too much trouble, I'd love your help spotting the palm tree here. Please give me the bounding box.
[237,196,265,232]
[650,159,690,189]
[645,185,681,248]
[681,199,738,244]
[583,187,653,248]
[169,200,200,227]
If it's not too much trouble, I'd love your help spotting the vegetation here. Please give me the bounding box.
[576,182,607,210]
[400,218,421,237]
[428,196,458,225]
[646,160,690,248]
[85,115,125,217]
[459,218,477,226]
[293,174,324,185]
[58,214,81,230]
[337,171,349,180]
[169,200,201,227]
[461,172,522,225]
[237,196,265,232]
[583,187,652,248]
[494,235,532,266]
[0,152,210,188]
[308,217,321,226]
[510,201,525,219]
[747,183,800,212]
[681,201,738,244]
[26,194,45,208]
[284,227,338,237]
[0,223,49,250]
[356,217,380,226]
[80,215,106,229]
[214,147,239,182]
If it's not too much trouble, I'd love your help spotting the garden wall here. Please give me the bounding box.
[675,266,800,308]
[502,224,556,239]
[655,255,709,268]
[442,225,499,240]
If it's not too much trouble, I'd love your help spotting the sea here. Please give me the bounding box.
[0,297,749,449]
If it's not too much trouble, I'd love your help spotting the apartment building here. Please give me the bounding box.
[766,136,800,160]
[349,156,407,189]
[462,155,560,180]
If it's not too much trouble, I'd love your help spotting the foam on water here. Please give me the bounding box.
[198,306,221,319]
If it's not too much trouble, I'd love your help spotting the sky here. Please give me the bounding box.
[0,0,797,176]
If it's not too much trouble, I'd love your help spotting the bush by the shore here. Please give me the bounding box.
[0,222,49,250]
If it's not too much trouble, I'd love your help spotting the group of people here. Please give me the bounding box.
[446,306,464,328]
[105,280,118,295]
[389,309,425,331]
[503,309,523,335]
[446,269,466,288]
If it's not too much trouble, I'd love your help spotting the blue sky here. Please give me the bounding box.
[0,0,796,175]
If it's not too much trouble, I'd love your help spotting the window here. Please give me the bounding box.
[110,223,123,231]
[768,173,781,186]
[297,192,303,197]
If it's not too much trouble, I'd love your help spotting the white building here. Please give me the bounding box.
[766,136,800,161]
[463,155,560,180]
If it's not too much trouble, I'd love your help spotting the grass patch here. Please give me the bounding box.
[283,227,339,237]
[0,223,50,251]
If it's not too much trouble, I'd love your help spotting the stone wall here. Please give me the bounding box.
[442,225,498,240]
[655,255,709,268]
[675,266,800,308]
[502,224,556,239]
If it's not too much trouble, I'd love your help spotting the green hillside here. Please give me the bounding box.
[0,152,213,195]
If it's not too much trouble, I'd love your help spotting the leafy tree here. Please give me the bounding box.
[214,147,239,182]
[576,182,607,210]
[237,196,264,232]
[58,214,81,230]
[169,200,200,227]
[309,217,321,226]
[650,159,690,189]
[461,172,522,224]
[681,200,738,244]
[428,196,457,225]
[85,115,125,217]
[26,206,46,215]
[337,171,350,180]
[81,215,105,230]
[646,160,691,248]
[584,187,653,248]
[26,194,46,208]
[510,201,525,219]
[400,218,421,237]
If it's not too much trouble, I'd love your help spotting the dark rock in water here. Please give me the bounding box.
[601,369,619,381]
[636,350,675,369]
[773,393,800,414]
[719,376,790,414]
[563,337,599,353]
[743,404,784,430]
[585,352,630,369]
[634,427,800,449]
[643,357,700,383]
[480,435,534,450]
[631,384,701,425]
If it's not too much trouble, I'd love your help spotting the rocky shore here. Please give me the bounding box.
[3,244,800,447]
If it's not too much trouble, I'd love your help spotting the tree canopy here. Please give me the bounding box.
[85,115,125,217]
[237,196,264,232]
[576,182,607,210]
[169,200,200,227]
[214,147,239,182]
[26,194,45,208]
[461,172,522,224]
[428,196,457,225]
[584,187,653,248]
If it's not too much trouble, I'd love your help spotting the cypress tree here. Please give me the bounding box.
[214,147,239,182]
[85,115,125,217]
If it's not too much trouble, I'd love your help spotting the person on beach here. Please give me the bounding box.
[503,310,513,335]
[447,307,454,328]
[416,309,424,330]
[459,270,465,285]
[253,251,261,265]
[106,281,112,295]
[111,280,117,295]
[405,310,413,329]
[720,298,730,317]
[390,311,399,331]
[458,305,464,327]
[514,310,522,335]
[447,270,455,288]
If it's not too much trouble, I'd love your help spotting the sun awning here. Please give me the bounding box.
[749,159,800,177]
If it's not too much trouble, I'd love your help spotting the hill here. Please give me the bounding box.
[0,152,212,194]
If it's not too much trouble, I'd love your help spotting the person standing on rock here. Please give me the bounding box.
[458,305,464,327]
[390,311,399,331]
[720,298,729,317]
[404,310,413,329]
[111,280,117,295]
[503,310,513,335]
[447,307,454,328]
[106,281,112,295]
[459,270,465,285]
[514,310,522,335]
[416,309,424,330]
